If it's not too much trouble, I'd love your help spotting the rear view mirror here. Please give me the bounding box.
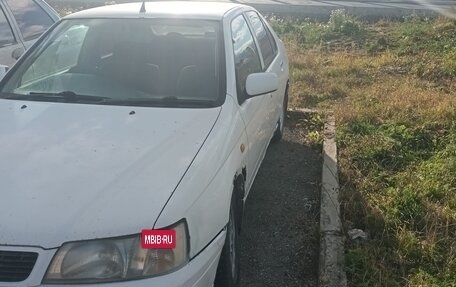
[0,64,8,80]
[245,72,278,97]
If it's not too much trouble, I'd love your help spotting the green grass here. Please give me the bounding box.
[270,11,456,287]
[270,10,368,51]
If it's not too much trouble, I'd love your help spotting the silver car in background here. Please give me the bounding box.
[0,0,59,69]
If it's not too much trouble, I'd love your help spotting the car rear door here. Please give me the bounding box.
[0,2,25,67]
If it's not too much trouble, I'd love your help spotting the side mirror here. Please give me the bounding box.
[0,64,8,80]
[12,47,24,60]
[245,72,278,98]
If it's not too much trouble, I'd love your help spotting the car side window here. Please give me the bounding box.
[231,14,262,102]
[5,0,53,41]
[0,7,15,47]
[262,18,278,56]
[245,11,277,70]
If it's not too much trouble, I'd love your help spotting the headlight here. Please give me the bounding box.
[43,221,188,284]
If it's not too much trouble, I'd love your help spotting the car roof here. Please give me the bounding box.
[64,1,246,20]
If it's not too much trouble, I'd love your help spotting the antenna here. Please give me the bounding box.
[140,1,146,13]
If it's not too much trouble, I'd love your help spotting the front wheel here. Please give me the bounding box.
[214,194,240,287]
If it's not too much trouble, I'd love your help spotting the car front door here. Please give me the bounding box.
[0,3,25,68]
[231,14,270,193]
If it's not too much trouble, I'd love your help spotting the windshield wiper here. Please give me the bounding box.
[3,91,111,103]
[102,97,215,107]
[2,93,216,107]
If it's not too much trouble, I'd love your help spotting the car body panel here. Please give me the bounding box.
[0,231,225,287]
[0,99,220,248]
[155,94,247,258]
[155,6,289,259]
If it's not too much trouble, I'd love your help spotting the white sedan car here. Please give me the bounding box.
[0,2,289,287]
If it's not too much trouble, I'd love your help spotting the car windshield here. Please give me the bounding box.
[0,18,225,108]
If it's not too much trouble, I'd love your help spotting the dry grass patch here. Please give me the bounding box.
[273,13,456,287]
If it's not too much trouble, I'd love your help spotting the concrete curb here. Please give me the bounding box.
[319,114,347,287]
[289,107,319,114]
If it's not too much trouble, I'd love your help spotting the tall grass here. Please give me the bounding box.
[271,12,456,286]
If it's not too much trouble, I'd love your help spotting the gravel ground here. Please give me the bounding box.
[239,111,322,287]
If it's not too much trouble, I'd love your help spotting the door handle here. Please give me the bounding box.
[280,61,284,72]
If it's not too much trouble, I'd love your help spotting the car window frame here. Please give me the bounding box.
[259,15,278,65]
[0,2,18,47]
[34,0,60,22]
[244,10,277,71]
[245,11,279,72]
[4,0,55,42]
[230,12,264,105]
[260,15,278,55]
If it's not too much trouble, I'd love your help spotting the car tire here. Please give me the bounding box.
[214,192,240,287]
[271,83,289,143]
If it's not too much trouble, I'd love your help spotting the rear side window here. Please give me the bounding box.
[245,11,277,70]
[231,15,262,101]
[5,0,54,41]
[0,7,15,47]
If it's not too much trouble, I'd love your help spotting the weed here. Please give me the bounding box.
[275,15,456,287]
[268,10,368,50]
[328,9,364,37]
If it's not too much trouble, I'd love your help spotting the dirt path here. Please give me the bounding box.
[239,111,321,287]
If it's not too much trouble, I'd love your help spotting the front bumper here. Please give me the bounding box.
[0,231,226,287]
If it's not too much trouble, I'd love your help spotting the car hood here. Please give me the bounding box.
[0,99,221,248]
